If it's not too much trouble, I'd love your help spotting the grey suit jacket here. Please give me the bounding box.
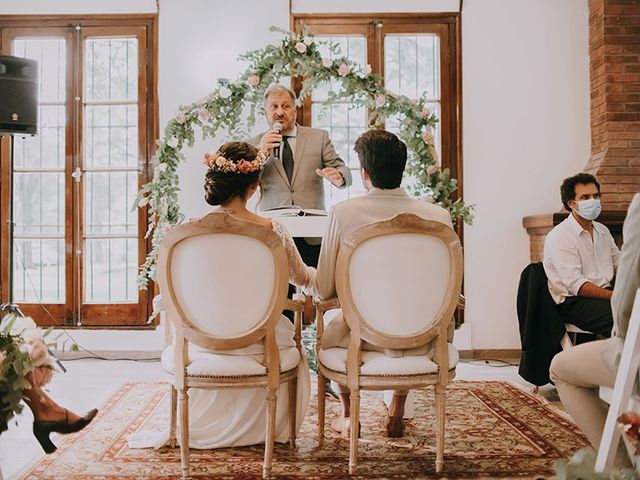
[249,126,352,211]
[602,193,640,372]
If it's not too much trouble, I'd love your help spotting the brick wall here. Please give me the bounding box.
[586,0,640,210]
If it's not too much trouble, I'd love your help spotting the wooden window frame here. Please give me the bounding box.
[0,14,159,327]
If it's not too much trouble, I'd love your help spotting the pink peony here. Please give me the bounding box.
[198,108,210,122]
[295,42,307,54]
[175,111,186,124]
[375,94,386,108]
[427,165,439,175]
[247,74,260,87]
[421,105,431,118]
[322,57,333,68]
[338,63,351,77]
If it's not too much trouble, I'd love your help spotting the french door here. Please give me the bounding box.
[0,18,156,326]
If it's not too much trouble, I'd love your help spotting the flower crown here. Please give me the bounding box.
[203,149,268,174]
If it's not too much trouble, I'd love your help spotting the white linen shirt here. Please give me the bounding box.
[543,213,621,304]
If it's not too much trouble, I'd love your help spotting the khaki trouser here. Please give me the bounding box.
[549,340,631,468]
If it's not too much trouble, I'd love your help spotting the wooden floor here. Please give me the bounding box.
[0,356,555,480]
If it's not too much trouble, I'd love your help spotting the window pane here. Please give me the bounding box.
[84,38,138,102]
[84,172,138,235]
[311,35,367,208]
[12,38,66,303]
[384,34,440,100]
[84,104,139,168]
[14,173,64,235]
[84,238,137,303]
[13,239,64,303]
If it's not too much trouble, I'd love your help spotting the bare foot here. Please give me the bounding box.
[330,416,351,438]
[386,416,405,437]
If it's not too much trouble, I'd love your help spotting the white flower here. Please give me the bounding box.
[175,111,186,124]
[0,315,37,336]
[421,105,431,119]
[363,64,372,75]
[138,197,149,207]
[157,162,168,172]
[303,36,313,46]
[167,137,178,149]
[247,74,260,87]
[198,108,210,122]
[427,165,439,175]
[338,63,351,77]
[295,42,307,54]
[375,94,386,108]
[22,328,42,344]
[322,57,333,68]
[218,87,232,99]
[215,156,226,167]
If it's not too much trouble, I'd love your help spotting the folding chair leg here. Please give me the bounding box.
[288,377,297,447]
[178,389,190,479]
[434,384,446,473]
[169,385,177,448]
[348,389,360,475]
[263,389,277,479]
[318,371,326,447]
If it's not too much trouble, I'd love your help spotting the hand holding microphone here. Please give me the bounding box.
[259,122,284,159]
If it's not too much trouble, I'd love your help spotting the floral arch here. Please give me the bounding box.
[136,27,473,287]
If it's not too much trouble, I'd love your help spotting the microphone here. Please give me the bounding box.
[272,121,283,159]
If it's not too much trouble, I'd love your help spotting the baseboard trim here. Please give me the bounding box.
[459,349,521,361]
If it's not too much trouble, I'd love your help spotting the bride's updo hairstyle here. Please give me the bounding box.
[203,141,266,206]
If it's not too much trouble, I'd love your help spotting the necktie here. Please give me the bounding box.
[281,136,294,183]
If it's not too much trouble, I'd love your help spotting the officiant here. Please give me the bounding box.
[249,83,352,268]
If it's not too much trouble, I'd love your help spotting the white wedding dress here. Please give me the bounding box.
[127,219,315,449]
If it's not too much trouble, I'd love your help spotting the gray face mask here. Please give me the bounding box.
[574,198,602,221]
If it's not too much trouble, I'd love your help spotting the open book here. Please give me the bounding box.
[262,206,328,217]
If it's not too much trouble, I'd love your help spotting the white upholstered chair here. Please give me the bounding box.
[314,213,463,475]
[596,288,640,473]
[157,212,304,479]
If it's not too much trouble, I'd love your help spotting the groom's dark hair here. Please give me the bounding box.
[354,129,407,189]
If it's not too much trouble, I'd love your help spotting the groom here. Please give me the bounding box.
[313,129,455,437]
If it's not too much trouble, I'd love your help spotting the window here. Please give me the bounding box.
[293,14,462,209]
[0,16,158,326]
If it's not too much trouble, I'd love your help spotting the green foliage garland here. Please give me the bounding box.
[136,27,474,287]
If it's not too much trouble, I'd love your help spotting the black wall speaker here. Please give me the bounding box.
[0,55,38,135]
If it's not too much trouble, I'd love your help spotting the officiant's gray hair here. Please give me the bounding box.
[263,84,297,103]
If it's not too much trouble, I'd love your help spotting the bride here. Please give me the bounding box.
[128,141,314,449]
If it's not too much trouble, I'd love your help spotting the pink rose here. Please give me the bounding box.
[29,340,49,367]
[236,160,252,173]
[198,108,210,122]
[422,128,434,144]
[421,105,431,119]
[295,42,307,54]
[338,63,351,77]
[427,165,439,175]
[175,111,186,124]
[322,57,333,68]
[247,74,260,87]
[375,94,386,108]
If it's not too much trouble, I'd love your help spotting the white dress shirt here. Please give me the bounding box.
[543,213,621,304]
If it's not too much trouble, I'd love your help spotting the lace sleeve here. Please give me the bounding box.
[272,219,317,292]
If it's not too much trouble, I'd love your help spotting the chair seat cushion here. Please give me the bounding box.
[318,343,459,376]
[161,344,300,378]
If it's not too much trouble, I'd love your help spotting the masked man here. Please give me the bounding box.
[543,173,621,336]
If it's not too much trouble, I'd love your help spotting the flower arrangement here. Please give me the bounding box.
[0,315,55,433]
[203,149,269,174]
[135,26,475,287]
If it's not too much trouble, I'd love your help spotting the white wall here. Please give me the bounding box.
[462,0,590,349]
[1,0,591,352]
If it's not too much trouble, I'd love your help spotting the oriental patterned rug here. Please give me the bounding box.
[20,381,589,479]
